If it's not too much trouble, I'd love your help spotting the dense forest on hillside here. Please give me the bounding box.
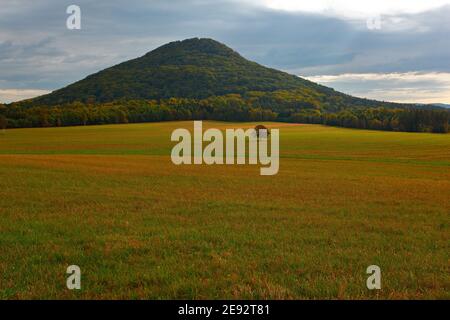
[16,38,395,108]
[1,93,448,133]
[1,38,448,133]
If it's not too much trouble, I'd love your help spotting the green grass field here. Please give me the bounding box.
[0,121,449,299]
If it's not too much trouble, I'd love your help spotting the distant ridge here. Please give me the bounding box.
[431,103,450,109]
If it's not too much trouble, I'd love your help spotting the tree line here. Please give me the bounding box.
[289,107,449,133]
[1,94,448,133]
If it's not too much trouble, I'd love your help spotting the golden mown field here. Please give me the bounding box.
[0,121,449,299]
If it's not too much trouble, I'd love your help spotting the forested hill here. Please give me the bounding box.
[1,38,448,133]
[20,38,398,108]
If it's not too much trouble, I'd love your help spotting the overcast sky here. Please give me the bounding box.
[1,0,450,104]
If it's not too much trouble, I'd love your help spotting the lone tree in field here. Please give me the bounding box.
[255,124,270,139]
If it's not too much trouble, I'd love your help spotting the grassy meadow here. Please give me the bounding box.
[0,121,449,299]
